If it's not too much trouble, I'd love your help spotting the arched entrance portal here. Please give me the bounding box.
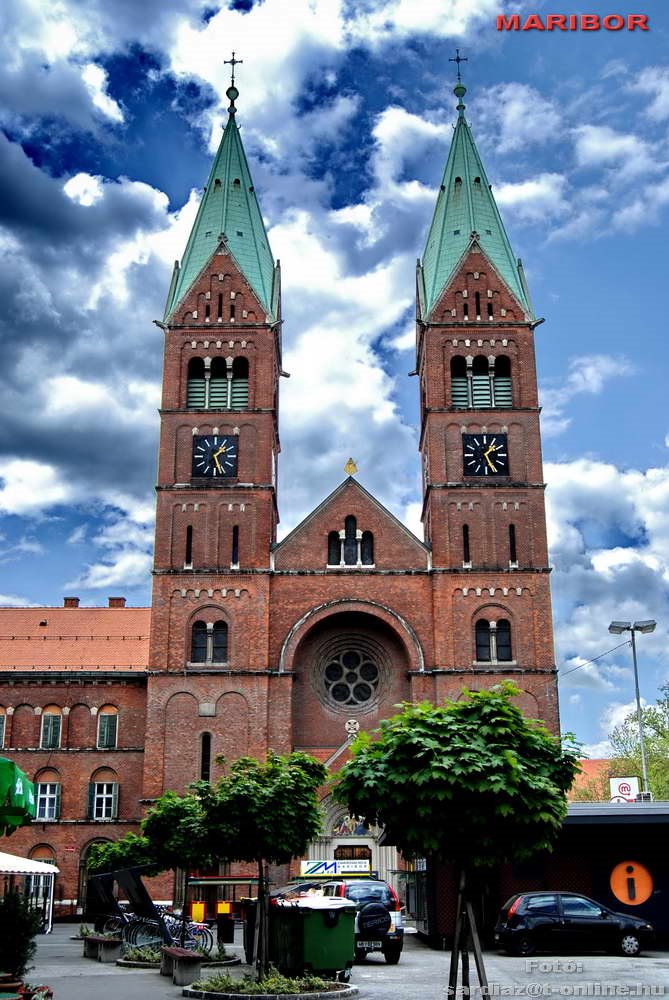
[287,606,416,885]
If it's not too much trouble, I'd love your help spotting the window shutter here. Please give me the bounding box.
[55,784,62,820]
[493,376,512,407]
[42,714,61,749]
[471,374,492,407]
[451,376,469,408]
[209,377,228,408]
[111,783,119,819]
[99,714,117,749]
[231,376,248,409]
[187,377,206,407]
[88,783,95,819]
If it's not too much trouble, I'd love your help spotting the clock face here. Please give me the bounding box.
[462,433,509,477]
[192,435,239,478]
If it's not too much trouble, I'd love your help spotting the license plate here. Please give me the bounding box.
[357,941,381,949]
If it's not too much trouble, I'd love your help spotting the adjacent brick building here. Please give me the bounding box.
[0,77,559,914]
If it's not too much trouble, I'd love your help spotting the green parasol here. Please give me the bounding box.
[0,757,36,836]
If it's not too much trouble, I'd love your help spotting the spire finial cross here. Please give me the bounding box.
[449,48,467,83]
[224,51,243,88]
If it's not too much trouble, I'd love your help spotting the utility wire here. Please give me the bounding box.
[558,639,630,678]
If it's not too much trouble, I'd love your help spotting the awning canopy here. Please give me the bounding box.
[0,850,60,875]
[0,757,36,835]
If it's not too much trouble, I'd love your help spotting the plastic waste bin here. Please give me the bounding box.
[270,897,355,979]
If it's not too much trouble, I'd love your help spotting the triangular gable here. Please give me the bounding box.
[274,478,429,571]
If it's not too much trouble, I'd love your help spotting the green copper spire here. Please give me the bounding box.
[165,77,276,322]
[420,77,533,320]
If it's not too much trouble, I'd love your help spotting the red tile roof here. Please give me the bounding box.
[0,607,150,671]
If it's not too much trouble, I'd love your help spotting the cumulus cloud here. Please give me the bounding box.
[540,355,634,437]
[631,66,669,122]
[474,83,562,155]
[495,173,569,224]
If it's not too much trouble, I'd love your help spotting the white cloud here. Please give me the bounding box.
[0,593,41,608]
[0,460,75,515]
[81,63,123,123]
[474,83,562,155]
[631,66,669,122]
[63,173,103,206]
[540,355,634,437]
[349,0,501,45]
[573,125,657,179]
[495,173,569,224]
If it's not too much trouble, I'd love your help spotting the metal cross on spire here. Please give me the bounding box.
[449,48,467,83]
[224,51,243,88]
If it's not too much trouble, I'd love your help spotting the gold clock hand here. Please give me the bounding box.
[483,445,497,471]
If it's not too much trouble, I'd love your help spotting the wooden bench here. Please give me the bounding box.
[160,945,203,986]
[82,934,123,963]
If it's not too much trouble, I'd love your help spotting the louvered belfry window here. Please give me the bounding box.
[209,356,228,408]
[187,357,206,407]
[450,356,469,408]
[493,355,512,407]
[231,357,249,409]
[471,355,492,407]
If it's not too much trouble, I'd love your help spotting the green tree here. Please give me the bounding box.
[335,684,580,989]
[0,890,42,977]
[90,751,327,980]
[609,683,669,799]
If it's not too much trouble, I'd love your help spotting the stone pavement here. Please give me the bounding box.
[28,924,669,1000]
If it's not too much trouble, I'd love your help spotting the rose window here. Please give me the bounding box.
[323,649,380,706]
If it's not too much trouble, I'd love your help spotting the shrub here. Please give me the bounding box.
[121,944,161,962]
[191,969,333,994]
[0,891,43,978]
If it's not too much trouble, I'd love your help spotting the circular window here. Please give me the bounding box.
[323,648,380,707]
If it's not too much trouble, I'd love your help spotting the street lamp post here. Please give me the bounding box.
[608,619,656,796]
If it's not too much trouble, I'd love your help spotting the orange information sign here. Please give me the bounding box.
[610,861,653,906]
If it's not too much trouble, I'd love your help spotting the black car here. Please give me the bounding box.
[320,878,404,964]
[495,891,654,957]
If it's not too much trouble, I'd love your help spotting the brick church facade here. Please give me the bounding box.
[0,77,559,914]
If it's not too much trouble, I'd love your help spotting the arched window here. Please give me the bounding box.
[327,531,340,566]
[475,620,491,662]
[97,706,118,749]
[508,524,517,565]
[185,525,193,567]
[190,619,228,665]
[88,768,119,821]
[0,706,5,749]
[450,356,469,408]
[212,620,228,662]
[187,357,206,408]
[35,769,61,821]
[493,355,512,407]
[343,515,357,566]
[462,524,471,565]
[231,357,249,409]
[200,733,212,782]
[231,525,239,567]
[475,618,513,663]
[41,706,62,750]
[496,619,513,661]
[191,621,207,663]
[454,176,462,191]
[209,356,228,408]
[471,356,492,407]
[361,531,374,566]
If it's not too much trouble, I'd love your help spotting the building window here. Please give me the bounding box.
[451,354,513,409]
[231,357,249,409]
[472,355,492,407]
[40,708,62,750]
[89,781,119,821]
[451,356,469,408]
[36,782,61,821]
[209,356,228,407]
[187,357,206,407]
[343,515,357,565]
[190,619,228,665]
[361,531,374,566]
[231,525,239,567]
[200,733,212,782]
[508,524,517,565]
[493,355,512,407]
[327,531,340,566]
[327,517,374,567]
[463,524,471,565]
[97,707,118,749]
[323,649,380,707]
[475,619,513,664]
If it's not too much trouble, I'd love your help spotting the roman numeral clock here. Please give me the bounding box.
[462,433,509,477]
[192,435,239,478]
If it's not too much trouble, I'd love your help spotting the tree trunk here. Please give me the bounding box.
[448,869,489,999]
[254,858,270,981]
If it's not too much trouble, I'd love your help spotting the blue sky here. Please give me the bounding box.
[0,0,667,754]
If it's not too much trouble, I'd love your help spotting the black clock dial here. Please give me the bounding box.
[462,433,509,477]
[192,435,239,478]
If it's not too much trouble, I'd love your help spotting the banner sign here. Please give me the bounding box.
[300,859,371,876]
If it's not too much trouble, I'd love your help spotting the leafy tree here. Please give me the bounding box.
[0,890,42,977]
[609,683,669,798]
[335,684,580,992]
[89,751,327,980]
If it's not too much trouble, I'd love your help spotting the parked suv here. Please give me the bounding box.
[320,878,404,964]
[495,891,654,957]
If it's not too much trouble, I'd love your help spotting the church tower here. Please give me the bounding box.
[143,79,286,799]
[417,77,558,726]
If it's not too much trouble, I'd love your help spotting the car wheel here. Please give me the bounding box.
[383,945,402,965]
[620,933,642,957]
[513,934,536,957]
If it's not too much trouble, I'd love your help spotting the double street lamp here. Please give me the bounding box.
[608,619,656,796]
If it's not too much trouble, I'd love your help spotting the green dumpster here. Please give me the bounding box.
[270,898,355,980]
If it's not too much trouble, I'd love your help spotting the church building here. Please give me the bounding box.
[0,73,559,914]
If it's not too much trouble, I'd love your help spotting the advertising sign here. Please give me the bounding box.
[300,859,371,876]
[609,777,640,802]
